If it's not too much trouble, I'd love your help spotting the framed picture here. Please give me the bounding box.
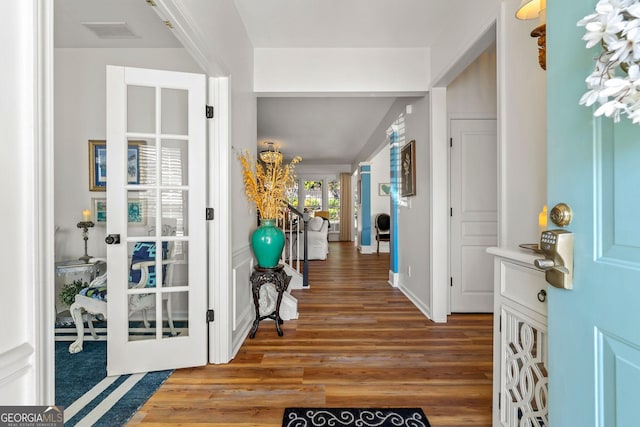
[400,140,416,197]
[91,198,146,225]
[378,183,391,196]
[89,140,143,191]
[92,198,108,224]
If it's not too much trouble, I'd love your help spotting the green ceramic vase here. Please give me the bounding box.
[251,218,285,268]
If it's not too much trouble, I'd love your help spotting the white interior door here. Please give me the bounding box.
[450,119,497,312]
[106,65,207,375]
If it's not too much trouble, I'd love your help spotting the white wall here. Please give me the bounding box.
[54,48,204,261]
[424,0,545,323]
[447,50,497,116]
[352,98,418,168]
[390,26,501,322]
[397,97,431,308]
[355,96,431,308]
[174,0,257,252]
[254,48,430,94]
[352,96,430,307]
[430,1,500,86]
[0,0,50,405]
[498,0,547,249]
[165,0,257,359]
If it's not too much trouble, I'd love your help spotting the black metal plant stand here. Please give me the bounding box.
[249,264,291,338]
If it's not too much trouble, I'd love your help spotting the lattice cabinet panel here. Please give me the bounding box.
[500,306,548,427]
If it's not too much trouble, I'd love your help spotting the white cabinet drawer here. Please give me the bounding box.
[499,260,547,316]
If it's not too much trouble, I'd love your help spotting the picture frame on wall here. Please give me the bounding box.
[400,140,416,197]
[92,198,108,223]
[91,197,146,225]
[89,140,143,191]
[378,183,391,196]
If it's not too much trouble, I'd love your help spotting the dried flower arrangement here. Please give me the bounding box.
[237,149,301,220]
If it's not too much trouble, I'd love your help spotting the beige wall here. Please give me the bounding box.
[498,0,547,248]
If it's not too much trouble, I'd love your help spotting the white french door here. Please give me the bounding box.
[106,65,207,375]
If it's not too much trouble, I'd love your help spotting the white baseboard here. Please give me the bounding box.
[358,245,375,254]
[388,271,400,287]
[398,282,436,322]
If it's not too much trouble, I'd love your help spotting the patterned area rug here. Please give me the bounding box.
[282,408,431,427]
[55,341,172,426]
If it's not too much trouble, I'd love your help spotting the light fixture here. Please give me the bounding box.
[259,141,282,164]
[516,0,546,70]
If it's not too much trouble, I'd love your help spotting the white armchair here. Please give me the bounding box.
[68,220,181,353]
[281,215,329,262]
[305,216,329,260]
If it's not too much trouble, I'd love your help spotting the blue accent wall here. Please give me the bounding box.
[389,131,399,273]
[360,164,371,246]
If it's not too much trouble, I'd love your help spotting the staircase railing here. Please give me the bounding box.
[280,203,310,287]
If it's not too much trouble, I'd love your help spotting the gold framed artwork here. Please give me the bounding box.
[89,140,143,191]
[400,140,416,197]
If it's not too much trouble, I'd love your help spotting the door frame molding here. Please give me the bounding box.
[430,22,496,323]
[429,88,449,322]
[121,0,234,363]
[208,76,232,364]
[145,1,235,364]
[37,0,56,404]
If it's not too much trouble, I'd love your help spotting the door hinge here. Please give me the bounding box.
[207,309,215,322]
[206,105,214,119]
[498,392,501,410]
[499,314,502,333]
[450,207,453,217]
[450,277,453,287]
[206,207,214,220]
[450,137,453,147]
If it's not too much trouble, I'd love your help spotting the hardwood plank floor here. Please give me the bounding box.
[130,242,493,427]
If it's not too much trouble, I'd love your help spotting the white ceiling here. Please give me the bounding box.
[54,0,181,48]
[258,97,399,165]
[233,0,461,48]
[53,0,460,166]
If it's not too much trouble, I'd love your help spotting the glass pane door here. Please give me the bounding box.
[106,65,206,375]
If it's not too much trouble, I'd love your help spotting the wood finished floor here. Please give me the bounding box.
[130,242,493,427]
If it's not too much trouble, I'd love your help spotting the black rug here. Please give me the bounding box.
[282,408,431,427]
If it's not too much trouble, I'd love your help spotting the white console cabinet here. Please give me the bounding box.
[488,248,549,427]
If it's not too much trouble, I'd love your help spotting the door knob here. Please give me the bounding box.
[550,203,572,227]
[105,234,121,245]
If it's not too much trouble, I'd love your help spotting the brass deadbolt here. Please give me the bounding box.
[550,203,572,227]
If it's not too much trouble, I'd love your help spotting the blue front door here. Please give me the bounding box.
[547,1,640,425]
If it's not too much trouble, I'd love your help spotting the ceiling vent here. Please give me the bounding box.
[81,22,139,39]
